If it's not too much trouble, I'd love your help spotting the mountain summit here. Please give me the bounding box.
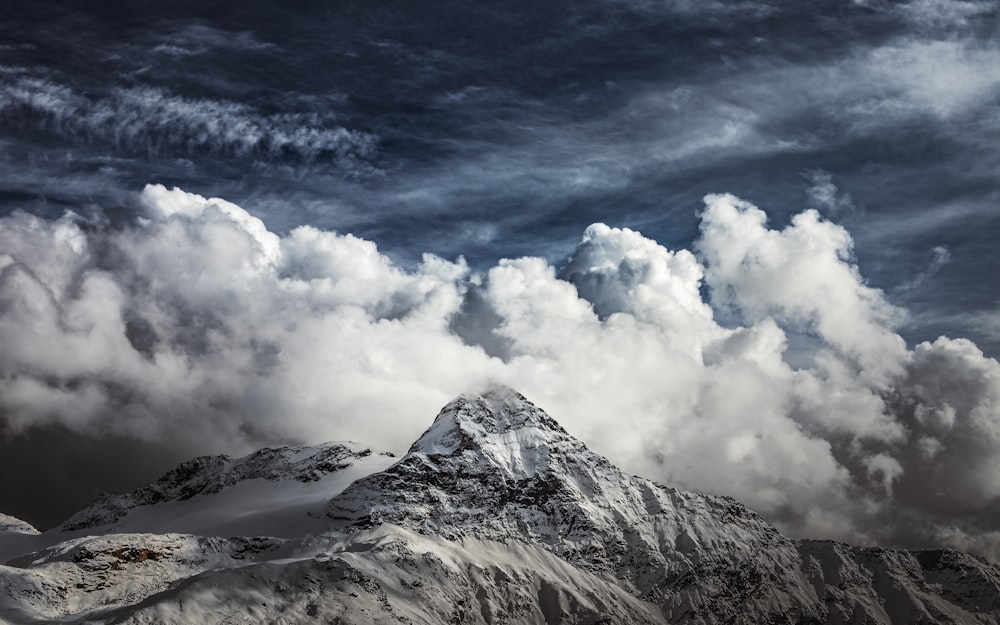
[3,389,1000,624]
[406,386,588,481]
[409,386,570,461]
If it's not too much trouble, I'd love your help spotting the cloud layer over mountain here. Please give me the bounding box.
[2,184,999,557]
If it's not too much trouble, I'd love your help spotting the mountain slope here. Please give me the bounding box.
[0,517,36,537]
[58,441,397,539]
[2,387,1000,624]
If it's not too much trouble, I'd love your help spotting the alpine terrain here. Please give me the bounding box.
[2,387,1000,624]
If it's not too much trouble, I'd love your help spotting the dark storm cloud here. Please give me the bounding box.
[0,426,182,531]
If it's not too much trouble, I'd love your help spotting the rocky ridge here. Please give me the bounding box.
[60,441,379,531]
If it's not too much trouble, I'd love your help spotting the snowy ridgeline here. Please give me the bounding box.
[2,387,1000,624]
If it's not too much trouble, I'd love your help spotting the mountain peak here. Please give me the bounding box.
[326,387,786,598]
[408,385,568,459]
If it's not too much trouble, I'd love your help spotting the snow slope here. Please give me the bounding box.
[0,517,36,537]
[60,441,397,538]
[2,387,1000,624]
[0,442,395,565]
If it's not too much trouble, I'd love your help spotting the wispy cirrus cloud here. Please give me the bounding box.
[894,0,998,29]
[150,23,277,57]
[0,74,377,171]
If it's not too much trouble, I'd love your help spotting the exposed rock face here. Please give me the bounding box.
[3,387,1000,624]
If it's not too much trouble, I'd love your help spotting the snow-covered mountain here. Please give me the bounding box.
[2,387,1000,624]
[0,517,36,537]
[58,441,398,539]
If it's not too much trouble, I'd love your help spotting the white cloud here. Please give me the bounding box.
[3,185,1000,556]
[896,244,953,293]
[151,24,277,57]
[966,308,1000,343]
[804,170,857,217]
[864,39,1000,116]
[562,223,722,360]
[697,193,907,385]
[0,78,377,168]
[896,337,1000,509]
[898,0,995,29]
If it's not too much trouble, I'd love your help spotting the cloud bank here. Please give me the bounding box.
[2,185,1000,557]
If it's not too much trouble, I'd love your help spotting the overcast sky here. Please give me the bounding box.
[2,1,1000,558]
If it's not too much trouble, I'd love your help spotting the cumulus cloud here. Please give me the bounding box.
[697,193,907,385]
[893,338,1000,510]
[3,185,1000,558]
